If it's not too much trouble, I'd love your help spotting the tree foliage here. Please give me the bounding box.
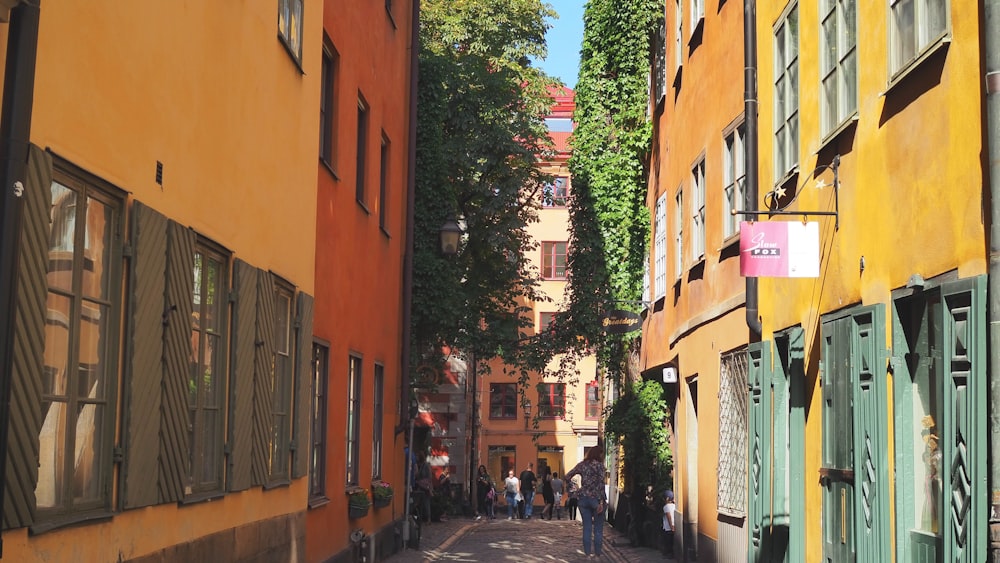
[411,0,565,381]
[604,379,673,491]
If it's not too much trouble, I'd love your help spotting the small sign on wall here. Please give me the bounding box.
[662,366,677,383]
[739,221,820,278]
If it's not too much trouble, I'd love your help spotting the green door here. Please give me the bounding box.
[821,305,890,563]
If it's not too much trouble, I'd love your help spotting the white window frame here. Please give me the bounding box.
[690,0,705,31]
[655,193,668,299]
[773,4,799,182]
[820,0,858,136]
[642,255,651,309]
[723,122,746,240]
[691,157,706,261]
[674,186,684,278]
[888,0,949,77]
[675,0,683,73]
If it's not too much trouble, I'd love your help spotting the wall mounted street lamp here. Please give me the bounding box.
[523,399,532,430]
[439,216,463,255]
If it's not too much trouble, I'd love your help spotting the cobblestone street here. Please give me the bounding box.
[385,515,669,563]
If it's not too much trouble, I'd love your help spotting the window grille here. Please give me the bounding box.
[717,348,748,516]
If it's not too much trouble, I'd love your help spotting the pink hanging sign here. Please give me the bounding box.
[739,221,819,278]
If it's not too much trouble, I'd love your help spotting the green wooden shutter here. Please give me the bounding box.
[4,145,52,529]
[158,221,194,502]
[941,276,986,562]
[821,318,854,561]
[781,328,806,563]
[121,201,168,509]
[228,259,257,491]
[747,341,771,561]
[850,306,890,563]
[251,270,275,485]
[291,292,314,478]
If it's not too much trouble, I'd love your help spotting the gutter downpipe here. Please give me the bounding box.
[744,0,762,338]
[401,0,420,547]
[0,2,40,556]
[985,0,1000,558]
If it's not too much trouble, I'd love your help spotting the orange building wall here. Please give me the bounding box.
[0,1,321,561]
[306,0,415,560]
[640,1,748,549]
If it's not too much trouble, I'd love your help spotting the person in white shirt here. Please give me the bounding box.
[662,490,676,559]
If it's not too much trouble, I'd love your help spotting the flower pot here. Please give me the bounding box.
[373,496,392,508]
[349,504,370,519]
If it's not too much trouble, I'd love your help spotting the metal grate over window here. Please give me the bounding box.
[717,348,748,516]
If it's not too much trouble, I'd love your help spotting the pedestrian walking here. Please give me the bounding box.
[503,469,520,520]
[662,490,676,559]
[540,472,555,520]
[564,444,607,557]
[475,465,492,520]
[567,474,580,521]
[519,463,537,519]
[550,472,565,520]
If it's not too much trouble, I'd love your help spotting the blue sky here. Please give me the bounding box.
[536,0,585,89]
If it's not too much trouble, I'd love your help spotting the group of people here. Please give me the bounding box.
[474,445,609,558]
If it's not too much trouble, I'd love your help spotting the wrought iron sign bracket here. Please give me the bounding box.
[734,155,841,230]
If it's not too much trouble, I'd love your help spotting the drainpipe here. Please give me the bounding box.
[984,0,1000,559]
[401,0,420,546]
[0,2,39,556]
[743,0,762,338]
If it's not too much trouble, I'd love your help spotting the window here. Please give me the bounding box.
[723,123,746,239]
[346,355,362,485]
[674,187,684,277]
[489,383,517,419]
[718,348,748,516]
[309,342,329,502]
[372,364,384,479]
[539,311,561,333]
[356,97,369,206]
[277,0,303,63]
[691,158,706,260]
[187,243,229,495]
[537,383,566,418]
[542,177,569,207]
[37,171,123,516]
[379,133,390,232]
[675,0,683,71]
[545,118,574,133]
[642,255,651,306]
[820,0,857,135]
[889,0,948,75]
[654,193,667,299]
[320,40,338,170]
[653,17,667,104]
[269,282,295,482]
[541,242,568,280]
[774,4,799,180]
[585,381,600,420]
[690,0,705,29]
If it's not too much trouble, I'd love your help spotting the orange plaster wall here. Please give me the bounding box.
[27,1,320,291]
[307,0,415,560]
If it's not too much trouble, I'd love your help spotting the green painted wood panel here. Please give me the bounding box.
[228,259,257,491]
[122,201,167,510]
[158,221,194,502]
[291,292,314,479]
[250,270,275,486]
[821,318,855,562]
[747,342,773,562]
[4,145,52,529]
[776,327,806,563]
[941,277,986,563]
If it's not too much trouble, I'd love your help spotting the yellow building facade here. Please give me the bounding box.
[644,1,992,562]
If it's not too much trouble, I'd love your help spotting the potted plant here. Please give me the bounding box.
[371,480,394,508]
[347,488,370,519]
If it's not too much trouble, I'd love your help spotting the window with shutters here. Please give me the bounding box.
[718,348,748,516]
[346,355,362,485]
[372,363,385,479]
[187,242,230,495]
[36,169,124,518]
[309,342,329,503]
[268,280,295,482]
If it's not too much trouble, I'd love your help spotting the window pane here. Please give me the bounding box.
[926,0,947,42]
[48,183,76,292]
[84,197,111,301]
[893,0,916,70]
[72,401,105,503]
[36,400,68,508]
[44,293,71,397]
[78,302,107,400]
